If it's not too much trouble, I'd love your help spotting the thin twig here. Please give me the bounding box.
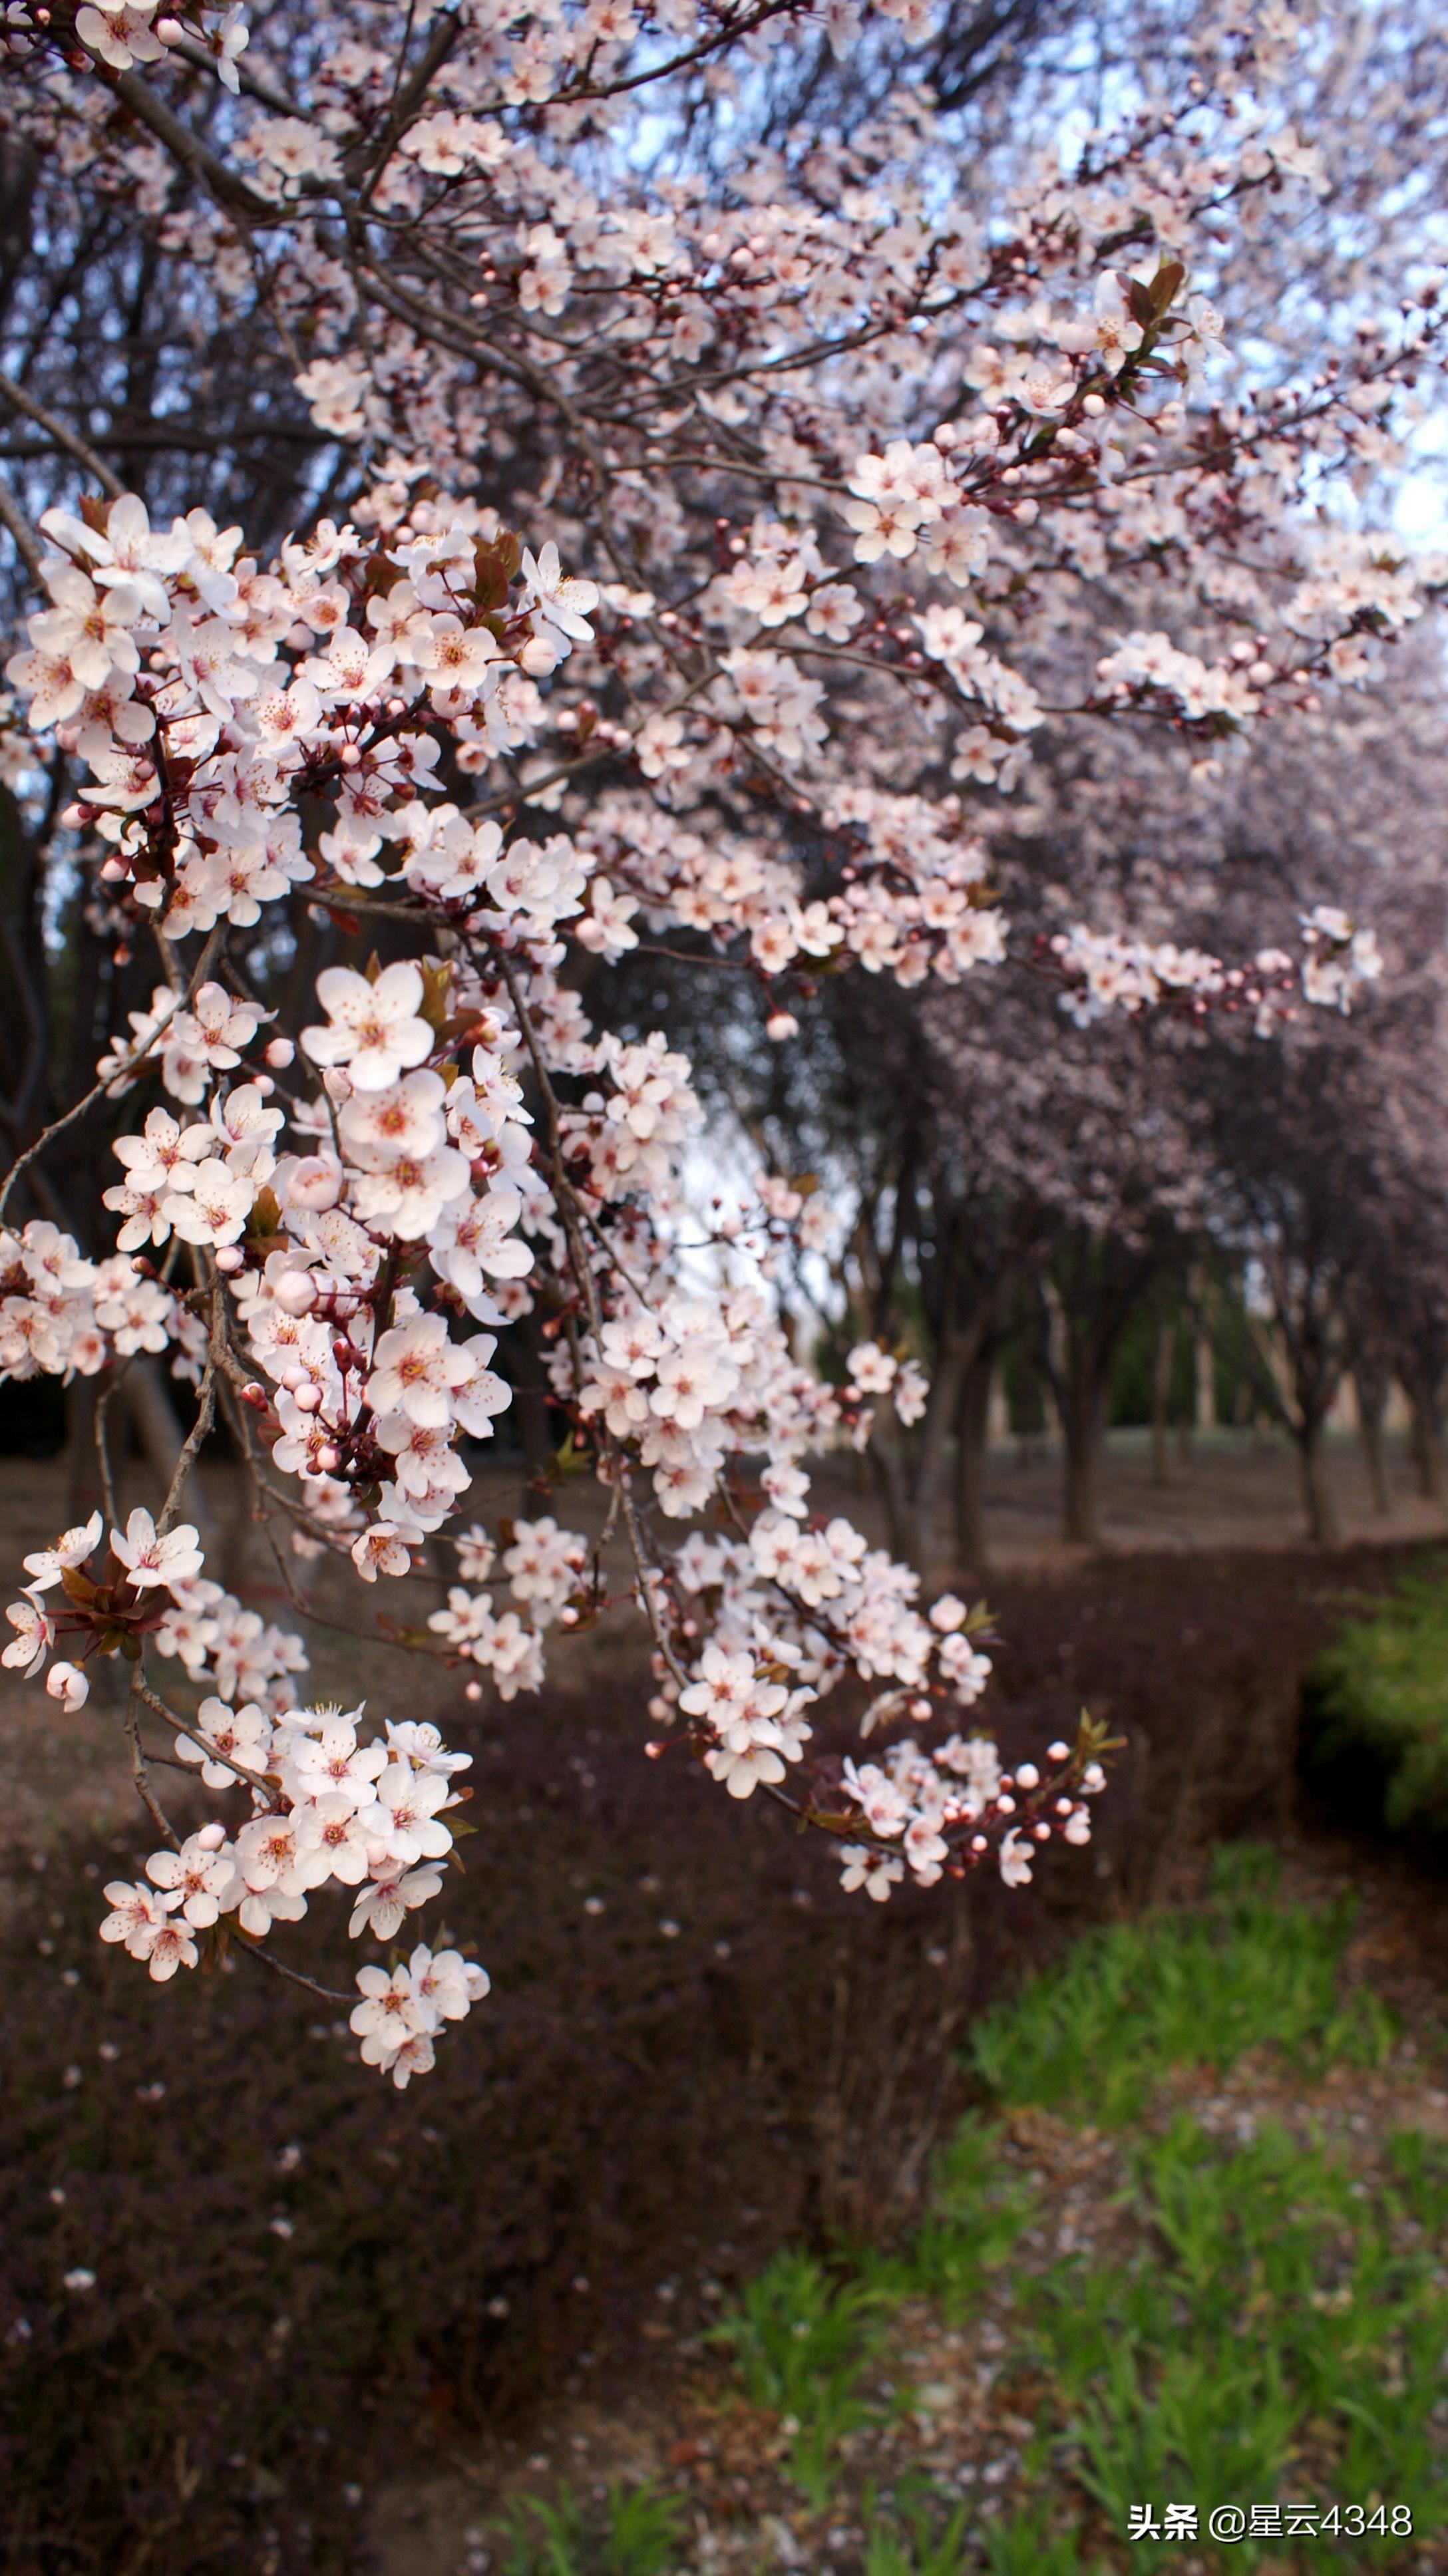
[0,931,224,1223]
[94,1379,120,1527]
[0,375,124,500]
[132,1676,278,1801]
[0,480,43,582]
[232,1941,356,2009]
[155,1296,222,1537]
[124,1672,181,1848]
[494,947,691,1692]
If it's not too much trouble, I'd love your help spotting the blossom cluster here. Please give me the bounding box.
[7,499,594,944]
[6,0,1439,1024]
[0,464,1403,2071]
[428,1514,589,1699]
[838,1738,1103,1900]
[0,0,1441,2082]
[1049,911,1382,1031]
[1,1219,197,1383]
[7,1503,484,2082]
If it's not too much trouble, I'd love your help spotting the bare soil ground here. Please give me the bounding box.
[975,1426,1448,1571]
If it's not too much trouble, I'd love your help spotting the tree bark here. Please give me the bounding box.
[1409,1386,1443,1501]
[1011,1333,1050,1467]
[1040,1241,1160,1549]
[1354,1366,1392,1518]
[64,1374,104,1526]
[1151,1317,1173,1488]
[1061,1376,1109,1547]
[1195,1325,1216,1429]
[953,1349,994,1578]
[510,1311,556,1477]
[868,1433,912,1565]
[908,1333,971,1575]
[1296,1416,1340,1545]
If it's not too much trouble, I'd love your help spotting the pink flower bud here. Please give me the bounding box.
[264,1038,295,1069]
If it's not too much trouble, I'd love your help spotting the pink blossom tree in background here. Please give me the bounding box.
[1002,627,1448,1546]
[0,0,1444,2080]
[680,631,1448,1563]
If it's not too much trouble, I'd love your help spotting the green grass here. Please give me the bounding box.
[1021,2112,1448,2568]
[862,2489,1105,2575]
[502,1847,1442,2569]
[1306,1561,1448,1835]
[705,2248,890,2506]
[861,2492,974,2576]
[978,2504,1105,2573]
[855,2113,1040,2321]
[499,2478,684,2576]
[968,1842,1396,2125]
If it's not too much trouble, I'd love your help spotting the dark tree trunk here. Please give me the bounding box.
[1195,1325,1217,1430]
[121,1359,219,1549]
[1012,1339,1049,1468]
[1296,1416,1340,1545]
[1151,1318,1173,1489]
[70,1363,218,1549]
[953,1349,994,1578]
[510,1312,556,1478]
[1354,1366,1392,1518]
[1041,1241,1160,1550]
[1061,1375,1110,1547]
[868,1436,912,1565]
[1409,1386,1443,1501]
[64,1374,104,1526]
[908,1334,971,1575]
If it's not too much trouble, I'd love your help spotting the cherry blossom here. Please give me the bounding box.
[110,1509,204,1592]
[301,965,435,1093]
[0,0,1438,2086]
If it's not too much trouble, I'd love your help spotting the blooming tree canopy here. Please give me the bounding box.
[0,0,1442,2081]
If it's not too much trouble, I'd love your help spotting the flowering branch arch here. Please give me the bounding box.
[0,0,1439,2080]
